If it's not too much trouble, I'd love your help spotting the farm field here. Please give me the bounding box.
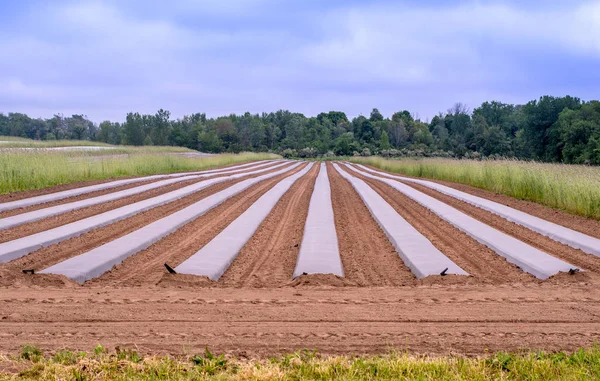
[1,159,600,358]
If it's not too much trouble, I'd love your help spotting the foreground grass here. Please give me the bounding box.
[1,346,600,380]
[0,151,278,194]
[351,157,600,220]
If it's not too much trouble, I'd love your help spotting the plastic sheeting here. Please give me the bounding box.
[0,161,291,263]
[333,163,468,278]
[292,164,343,278]
[40,162,304,283]
[354,163,600,258]
[0,160,273,212]
[176,163,314,280]
[345,164,578,279]
[0,161,276,230]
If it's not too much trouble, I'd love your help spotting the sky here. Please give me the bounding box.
[0,0,599,123]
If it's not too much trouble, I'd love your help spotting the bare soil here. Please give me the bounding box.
[0,163,281,243]
[1,161,600,357]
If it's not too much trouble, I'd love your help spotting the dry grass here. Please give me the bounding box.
[1,346,599,380]
[0,151,279,194]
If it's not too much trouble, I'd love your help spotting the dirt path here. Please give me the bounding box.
[91,163,309,287]
[217,164,319,288]
[0,285,599,356]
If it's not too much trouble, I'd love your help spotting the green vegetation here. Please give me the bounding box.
[351,156,600,220]
[0,137,112,148]
[0,151,278,194]
[2,346,600,380]
[2,96,600,164]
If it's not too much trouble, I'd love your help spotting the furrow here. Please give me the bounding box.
[40,163,303,283]
[326,162,415,286]
[0,169,277,280]
[292,163,343,278]
[347,167,535,284]
[400,180,600,279]
[175,163,314,280]
[354,164,600,257]
[216,164,319,288]
[0,162,291,263]
[345,164,579,280]
[90,165,310,287]
[333,163,468,278]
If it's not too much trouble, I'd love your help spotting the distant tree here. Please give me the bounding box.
[370,108,384,122]
[123,112,145,146]
[379,130,391,150]
[152,109,171,146]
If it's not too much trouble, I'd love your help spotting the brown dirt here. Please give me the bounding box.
[340,165,534,285]
[0,285,600,356]
[400,180,600,282]
[89,163,310,287]
[2,161,600,357]
[0,163,281,244]
[358,164,600,239]
[327,163,417,286]
[0,163,295,280]
[216,164,319,287]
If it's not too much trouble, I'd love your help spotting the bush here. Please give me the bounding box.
[298,147,318,158]
[281,148,297,158]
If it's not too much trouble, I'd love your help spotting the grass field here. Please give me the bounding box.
[0,150,278,194]
[351,157,600,220]
[2,346,599,380]
[0,136,115,148]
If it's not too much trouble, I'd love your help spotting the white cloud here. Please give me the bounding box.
[1,0,598,121]
[300,1,600,88]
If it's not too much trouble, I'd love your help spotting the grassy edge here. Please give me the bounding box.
[0,152,280,194]
[2,346,600,380]
[350,156,600,220]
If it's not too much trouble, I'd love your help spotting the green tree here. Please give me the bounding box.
[379,130,391,150]
[123,112,145,146]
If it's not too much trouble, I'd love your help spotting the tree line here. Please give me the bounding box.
[1,95,599,164]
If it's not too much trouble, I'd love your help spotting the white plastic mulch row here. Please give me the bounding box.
[354,164,600,258]
[344,164,579,280]
[0,160,273,212]
[333,163,468,278]
[175,163,315,280]
[41,162,305,283]
[0,161,292,264]
[292,164,344,278]
[0,161,276,230]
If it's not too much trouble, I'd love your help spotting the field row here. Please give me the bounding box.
[1,160,600,288]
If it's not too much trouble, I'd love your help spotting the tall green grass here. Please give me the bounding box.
[3,347,600,380]
[0,151,279,194]
[351,157,600,220]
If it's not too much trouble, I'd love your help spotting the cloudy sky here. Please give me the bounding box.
[0,0,599,122]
